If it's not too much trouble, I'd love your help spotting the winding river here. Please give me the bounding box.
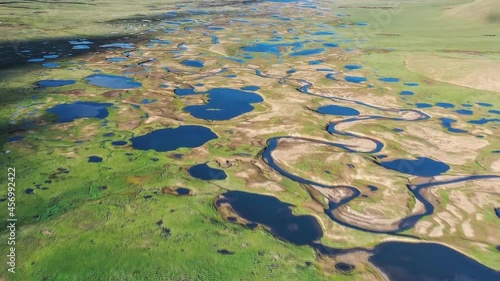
[251,71,500,235]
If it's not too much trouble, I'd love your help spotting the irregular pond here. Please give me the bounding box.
[455,109,473,115]
[290,48,324,56]
[441,118,467,133]
[476,102,492,107]
[379,77,399,83]
[174,87,197,96]
[468,118,500,125]
[369,241,500,281]
[344,64,362,70]
[141,99,157,104]
[344,76,367,83]
[42,62,60,68]
[404,82,419,86]
[240,85,260,91]
[47,101,112,123]
[176,188,191,195]
[35,79,76,89]
[111,141,127,146]
[183,88,263,120]
[99,43,135,49]
[106,57,128,62]
[379,157,449,177]
[181,59,204,68]
[309,59,323,65]
[312,31,335,35]
[325,73,335,80]
[435,102,455,109]
[317,105,360,116]
[27,58,45,63]
[400,90,414,96]
[216,191,323,245]
[88,156,103,163]
[415,103,432,108]
[241,42,302,55]
[188,163,227,180]
[323,43,339,47]
[84,74,142,89]
[130,125,217,152]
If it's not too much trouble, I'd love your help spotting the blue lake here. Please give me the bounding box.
[88,156,103,163]
[323,43,339,47]
[183,88,264,120]
[435,102,455,109]
[344,64,362,70]
[72,45,90,50]
[181,59,204,68]
[111,141,128,146]
[325,73,335,80]
[312,31,335,35]
[468,118,500,125]
[290,48,324,56]
[141,99,157,104]
[174,87,197,96]
[317,105,360,116]
[150,39,172,44]
[240,86,260,91]
[130,125,217,152]
[455,109,474,116]
[215,191,323,245]
[84,74,142,89]
[42,62,60,68]
[207,26,225,30]
[99,43,135,49]
[35,80,76,89]
[106,57,128,62]
[441,118,467,133]
[47,101,112,123]
[476,102,492,107]
[27,58,45,63]
[175,188,191,195]
[309,60,324,65]
[400,91,414,96]
[379,77,399,83]
[344,76,367,83]
[188,163,227,180]
[369,242,500,281]
[404,82,419,87]
[241,42,302,55]
[379,157,449,177]
[415,103,432,108]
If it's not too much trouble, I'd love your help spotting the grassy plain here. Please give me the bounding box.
[0,0,499,280]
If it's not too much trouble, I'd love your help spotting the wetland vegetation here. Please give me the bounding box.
[0,0,499,280]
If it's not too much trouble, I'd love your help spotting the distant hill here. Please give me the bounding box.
[445,0,500,23]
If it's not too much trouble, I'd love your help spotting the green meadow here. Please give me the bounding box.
[1,0,499,280]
